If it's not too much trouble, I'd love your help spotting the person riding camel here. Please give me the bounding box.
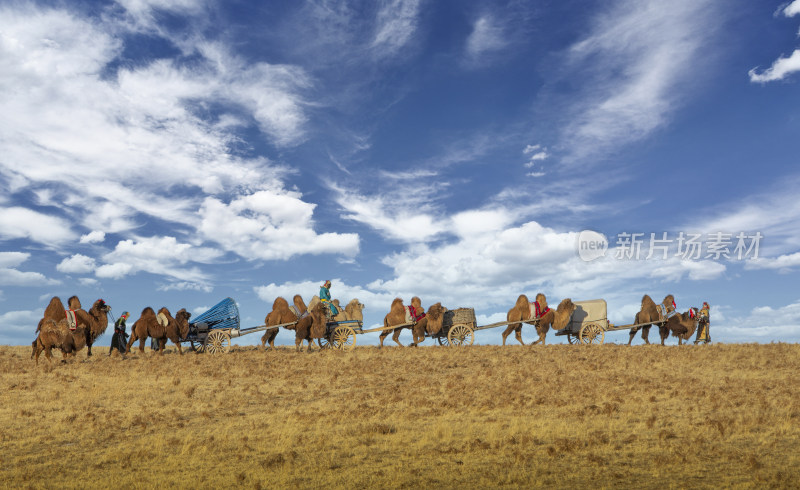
[319,280,339,318]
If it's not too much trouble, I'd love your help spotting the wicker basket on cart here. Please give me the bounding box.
[443,308,477,329]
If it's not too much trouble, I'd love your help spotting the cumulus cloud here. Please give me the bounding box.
[56,254,97,274]
[97,236,222,281]
[198,192,360,260]
[79,231,106,244]
[783,0,800,17]
[0,207,76,245]
[744,251,800,272]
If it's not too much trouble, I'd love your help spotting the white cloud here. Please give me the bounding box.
[749,49,800,83]
[372,0,421,57]
[0,5,356,267]
[56,254,97,274]
[97,236,221,281]
[0,252,59,286]
[79,231,106,244]
[714,299,800,342]
[0,310,41,344]
[560,0,720,162]
[198,192,360,260]
[465,14,508,64]
[744,251,800,271]
[0,207,76,245]
[784,1,800,17]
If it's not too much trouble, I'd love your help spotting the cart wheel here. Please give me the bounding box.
[331,326,356,351]
[567,334,580,345]
[448,324,475,346]
[190,340,205,353]
[319,335,331,349]
[205,330,231,354]
[437,336,450,346]
[579,323,605,345]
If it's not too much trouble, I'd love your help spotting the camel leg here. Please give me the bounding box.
[392,329,404,347]
[641,326,651,345]
[501,324,517,346]
[627,327,638,346]
[31,340,37,360]
[378,331,390,348]
[174,338,184,355]
[138,336,147,354]
[159,338,167,355]
[514,326,525,346]
[125,332,137,354]
[87,341,92,357]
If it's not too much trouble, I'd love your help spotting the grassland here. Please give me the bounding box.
[1,342,799,489]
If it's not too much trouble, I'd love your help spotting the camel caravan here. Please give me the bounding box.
[30,286,712,362]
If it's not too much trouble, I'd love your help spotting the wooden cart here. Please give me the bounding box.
[554,298,671,344]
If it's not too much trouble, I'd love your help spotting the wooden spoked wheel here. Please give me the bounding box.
[567,334,580,345]
[319,335,331,349]
[437,336,450,346]
[205,330,231,354]
[579,323,605,345]
[190,340,205,353]
[331,326,356,351]
[448,325,475,346]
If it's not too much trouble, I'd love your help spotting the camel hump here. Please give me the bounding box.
[157,312,169,327]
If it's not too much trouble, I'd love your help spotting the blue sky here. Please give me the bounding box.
[2,0,800,347]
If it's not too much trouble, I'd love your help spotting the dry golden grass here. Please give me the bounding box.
[2,342,799,489]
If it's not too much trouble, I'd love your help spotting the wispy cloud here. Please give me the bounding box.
[0,4,358,286]
[0,252,59,286]
[464,14,508,66]
[557,0,720,163]
[371,0,422,58]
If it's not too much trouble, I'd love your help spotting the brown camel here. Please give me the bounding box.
[660,308,699,345]
[530,298,577,345]
[261,295,307,350]
[343,299,365,322]
[410,302,446,346]
[502,293,549,346]
[126,307,191,354]
[379,296,423,348]
[308,295,350,321]
[32,296,68,358]
[32,319,80,364]
[628,294,676,345]
[294,302,329,352]
[72,298,111,356]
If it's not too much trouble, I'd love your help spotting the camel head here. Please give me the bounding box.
[662,295,676,313]
[345,299,365,322]
[92,299,111,315]
[175,308,191,338]
[425,303,446,335]
[553,298,577,330]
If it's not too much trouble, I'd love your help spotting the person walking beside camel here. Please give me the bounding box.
[109,311,129,355]
[695,302,711,344]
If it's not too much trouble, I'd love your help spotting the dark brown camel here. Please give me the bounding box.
[261,295,307,350]
[72,298,111,356]
[294,302,328,352]
[660,308,699,345]
[628,294,676,345]
[410,302,446,346]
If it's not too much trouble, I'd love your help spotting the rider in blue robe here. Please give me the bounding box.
[320,280,339,316]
